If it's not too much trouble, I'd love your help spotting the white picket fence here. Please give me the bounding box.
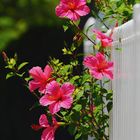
[84,4,140,140]
[111,4,140,140]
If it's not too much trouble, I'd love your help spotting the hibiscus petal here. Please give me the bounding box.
[83,55,97,69]
[61,82,75,96]
[52,117,58,126]
[93,29,108,39]
[29,80,41,92]
[75,5,90,16]
[39,95,56,106]
[77,0,86,7]
[39,114,49,128]
[39,84,47,94]
[46,81,60,95]
[41,127,55,140]
[66,10,80,21]
[44,65,53,79]
[49,102,61,114]
[90,69,103,80]
[55,4,69,17]
[101,39,112,47]
[96,52,105,63]
[107,62,114,70]
[60,97,73,109]
[29,66,44,80]
[103,70,113,80]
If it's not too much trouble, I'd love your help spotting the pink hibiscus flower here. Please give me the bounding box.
[39,81,75,114]
[83,52,114,80]
[55,0,90,21]
[29,65,53,94]
[93,29,113,47]
[31,114,59,140]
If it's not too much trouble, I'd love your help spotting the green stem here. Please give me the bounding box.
[95,14,109,30]
[71,21,96,46]
[55,113,64,120]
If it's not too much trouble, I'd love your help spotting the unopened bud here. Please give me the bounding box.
[2,51,8,62]
[73,33,83,42]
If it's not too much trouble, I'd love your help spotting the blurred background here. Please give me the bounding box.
[0,0,82,139]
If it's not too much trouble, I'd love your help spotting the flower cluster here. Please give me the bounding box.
[3,0,115,140]
[29,0,114,137]
[28,0,114,139]
[29,64,75,139]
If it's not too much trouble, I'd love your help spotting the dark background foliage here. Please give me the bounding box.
[0,26,75,140]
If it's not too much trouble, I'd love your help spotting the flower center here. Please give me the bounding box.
[68,2,75,10]
[48,91,62,101]
[98,61,108,71]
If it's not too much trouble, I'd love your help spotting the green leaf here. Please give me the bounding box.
[107,102,113,112]
[95,44,101,50]
[101,88,108,93]
[18,62,28,70]
[75,132,82,140]
[16,72,25,77]
[25,76,32,82]
[58,65,72,76]
[63,25,68,32]
[106,92,113,100]
[86,0,91,3]
[9,58,16,66]
[6,72,14,79]
[82,74,91,84]
[73,104,82,112]
[61,111,67,116]
[75,90,84,101]
[115,47,122,51]
[70,75,80,84]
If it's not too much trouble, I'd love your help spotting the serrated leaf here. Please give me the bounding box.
[18,62,28,70]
